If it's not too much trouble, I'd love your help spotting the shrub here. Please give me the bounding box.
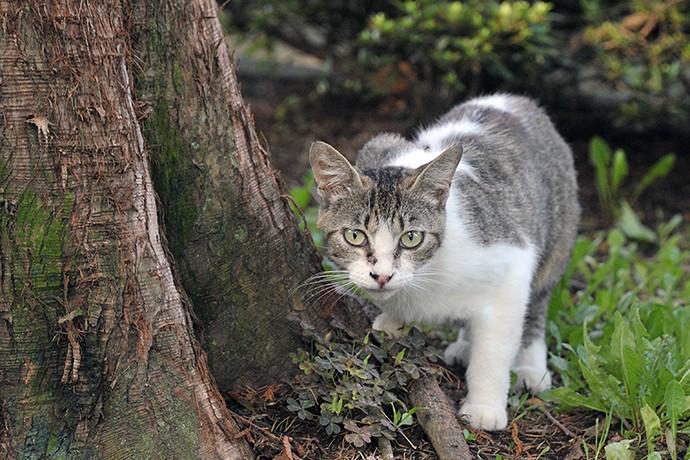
[355,0,554,96]
[578,0,690,128]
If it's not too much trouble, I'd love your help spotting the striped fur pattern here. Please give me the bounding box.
[309,94,580,431]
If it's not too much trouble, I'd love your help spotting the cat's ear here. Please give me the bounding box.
[409,144,463,205]
[310,141,366,202]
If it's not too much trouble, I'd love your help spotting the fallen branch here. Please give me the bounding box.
[377,437,395,460]
[409,375,472,460]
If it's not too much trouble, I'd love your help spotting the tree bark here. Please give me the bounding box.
[130,0,354,389]
[0,2,251,458]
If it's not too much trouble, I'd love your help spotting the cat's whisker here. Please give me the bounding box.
[293,270,363,309]
[300,284,344,306]
[298,278,345,292]
[297,271,349,289]
[406,280,436,297]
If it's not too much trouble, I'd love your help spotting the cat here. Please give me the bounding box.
[308,94,580,431]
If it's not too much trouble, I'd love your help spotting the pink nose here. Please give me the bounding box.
[370,272,392,287]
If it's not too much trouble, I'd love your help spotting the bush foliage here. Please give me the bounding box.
[580,0,690,127]
[224,0,690,128]
[355,1,554,95]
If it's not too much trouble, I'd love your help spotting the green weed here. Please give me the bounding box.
[589,136,675,241]
[287,320,437,448]
[357,0,554,95]
[546,220,690,458]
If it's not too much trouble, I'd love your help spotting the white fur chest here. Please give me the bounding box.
[376,193,538,325]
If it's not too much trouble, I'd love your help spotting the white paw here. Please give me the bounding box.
[443,333,471,366]
[372,313,404,338]
[513,366,552,394]
[459,402,508,431]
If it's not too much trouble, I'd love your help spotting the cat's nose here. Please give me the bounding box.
[370,272,392,287]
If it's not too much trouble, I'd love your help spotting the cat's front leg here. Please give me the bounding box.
[459,306,524,431]
[372,312,404,338]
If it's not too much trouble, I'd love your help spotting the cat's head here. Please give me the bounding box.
[309,141,463,301]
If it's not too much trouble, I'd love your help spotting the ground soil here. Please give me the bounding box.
[230,71,690,459]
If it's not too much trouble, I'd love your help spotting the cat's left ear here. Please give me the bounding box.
[310,141,367,202]
[409,144,463,205]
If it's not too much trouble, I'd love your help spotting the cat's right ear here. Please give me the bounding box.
[310,141,366,202]
[409,143,463,206]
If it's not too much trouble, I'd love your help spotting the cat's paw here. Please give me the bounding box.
[372,313,404,338]
[459,402,508,431]
[443,333,471,367]
[513,366,552,394]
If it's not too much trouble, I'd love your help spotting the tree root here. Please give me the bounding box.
[409,375,472,460]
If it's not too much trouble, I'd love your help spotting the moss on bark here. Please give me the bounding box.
[131,0,335,389]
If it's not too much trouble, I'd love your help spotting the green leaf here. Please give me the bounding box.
[398,406,425,426]
[632,154,675,201]
[577,327,632,419]
[398,412,414,426]
[543,387,607,412]
[462,428,476,441]
[617,201,657,243]
[610,313,645,405]
[610,148,629,196]
[665,379,685,446]
[605,440,635,460]
[394,349,405,366]
[289,186,311,209]
[590,136,613,210]
[640,404,661,453]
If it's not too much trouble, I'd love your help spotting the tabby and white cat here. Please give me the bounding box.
[309,94,579,431]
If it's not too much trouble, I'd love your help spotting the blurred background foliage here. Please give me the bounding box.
[222,0,689,132]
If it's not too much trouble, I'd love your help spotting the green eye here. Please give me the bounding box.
[399,231,424,249]
[344,229,367,246]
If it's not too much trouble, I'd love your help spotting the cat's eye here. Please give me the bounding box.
[343,229,367,247]
[399,231,424,249]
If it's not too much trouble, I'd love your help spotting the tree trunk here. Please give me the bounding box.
[0,2,251,458]
[130,0,355,389]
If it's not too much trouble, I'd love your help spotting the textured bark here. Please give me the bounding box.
[130,0,350,389]
[0,2,251,458]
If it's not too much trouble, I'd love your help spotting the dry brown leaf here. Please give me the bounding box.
[25,115,51,142]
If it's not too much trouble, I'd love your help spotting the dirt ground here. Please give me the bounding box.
[231,68,689,459]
